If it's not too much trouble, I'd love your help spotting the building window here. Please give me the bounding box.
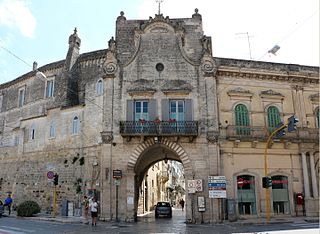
[30,124,36,140]
[170,100,185,121]
[235,104,250,135]
[267,106,281,131]
[237,175,256,215]
[72,116,80,134]
[18,88,25,107]
[135,101,149,120]
[271,175,290,214]
[49,121,56,138]
[46,80,55,98]
[96,79,103,95]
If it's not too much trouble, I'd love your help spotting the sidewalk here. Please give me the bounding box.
[2,211,319,225]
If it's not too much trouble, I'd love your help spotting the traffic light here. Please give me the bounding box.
[275,122,286,138]
[267,177,273,187]
[287,115,299,132]
[262,177,273,188]
[53,174,59,186]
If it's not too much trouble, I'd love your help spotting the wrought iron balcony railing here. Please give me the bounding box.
[119,121,198,136]
[225,125,319,142]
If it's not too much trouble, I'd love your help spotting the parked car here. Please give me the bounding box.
[0,200,4,217]
[155,201,172,218]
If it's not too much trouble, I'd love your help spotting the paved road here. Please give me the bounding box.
[0,208,318,234]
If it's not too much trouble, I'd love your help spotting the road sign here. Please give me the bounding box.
[208,176,227,198]
[47,171,54,179]
[188,179,203,193]
[237,178,244,187]
[113,169,122,179]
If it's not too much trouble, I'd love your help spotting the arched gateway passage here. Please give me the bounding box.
[127,137,193,221]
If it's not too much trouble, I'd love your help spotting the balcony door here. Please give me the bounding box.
[169,100,185,121]
[135,101,149,121]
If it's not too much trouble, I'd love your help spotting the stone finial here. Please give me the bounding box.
[192,8,201,20]
[32,61,38,71]
[117,11,126,21]
[68,27,81,48]
[108,36,116,53]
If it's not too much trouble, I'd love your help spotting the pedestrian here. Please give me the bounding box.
[179,198,185,211]
[82,195,89,224]
[4,194,13,215]
[89,197,98,226]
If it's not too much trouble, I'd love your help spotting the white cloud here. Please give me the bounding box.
[0,0,36,38]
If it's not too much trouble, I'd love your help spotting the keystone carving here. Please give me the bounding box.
[206,131,219,143]
[101,131,113,144]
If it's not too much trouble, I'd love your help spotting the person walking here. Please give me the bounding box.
[4,194,13,215]
[89,197,98,226]
[82,195,89,224]
[179,198,185,211]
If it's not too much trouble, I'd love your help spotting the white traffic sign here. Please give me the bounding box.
[187,180,196,193]
[208,176,227,198]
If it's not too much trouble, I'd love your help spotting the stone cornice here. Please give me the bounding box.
[217,67,319,84]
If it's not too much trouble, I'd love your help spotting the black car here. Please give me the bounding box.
[155,201,172,218]
[0,200,4,217]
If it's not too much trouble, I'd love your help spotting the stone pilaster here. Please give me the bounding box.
[301,152,311,198]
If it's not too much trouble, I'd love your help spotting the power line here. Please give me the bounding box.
[0,39,105,112]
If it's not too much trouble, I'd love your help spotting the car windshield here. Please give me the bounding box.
[157,202,170,207]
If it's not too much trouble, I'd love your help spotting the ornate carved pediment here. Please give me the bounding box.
[141,14,175,33]
[260,89,284,96]
[227,87,253,98]
[309,93,319,103]
[260,89,284,100]
[127,79,157,95]
[160,80,192,93]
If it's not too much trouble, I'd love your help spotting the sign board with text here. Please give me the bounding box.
[208,176,227,198]
[187,179,203,193]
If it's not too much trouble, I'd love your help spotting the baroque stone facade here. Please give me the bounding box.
[0,10,318,223]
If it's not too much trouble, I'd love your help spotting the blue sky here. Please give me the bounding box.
[0,0,319,84]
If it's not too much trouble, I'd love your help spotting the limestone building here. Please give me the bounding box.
[0,9,318,223]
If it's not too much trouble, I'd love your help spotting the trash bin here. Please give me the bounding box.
[61,199,68,217]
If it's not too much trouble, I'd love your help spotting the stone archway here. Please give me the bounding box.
[127,137,194,221]
[128,138,192,171]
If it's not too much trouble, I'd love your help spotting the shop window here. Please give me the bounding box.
[237,175,256,215]
[271,175,290,214]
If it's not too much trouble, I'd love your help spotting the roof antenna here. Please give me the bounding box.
[156,0,163,15]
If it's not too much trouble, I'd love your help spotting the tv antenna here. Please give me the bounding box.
[156,0,164,15]
[235,32,254,59]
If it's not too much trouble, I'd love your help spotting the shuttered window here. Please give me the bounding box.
[162,99,193,121]
[267,106,281,131]
[235,104,250,135]
[126,99,157,121]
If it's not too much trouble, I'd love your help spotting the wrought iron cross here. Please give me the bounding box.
[156,0,163,15]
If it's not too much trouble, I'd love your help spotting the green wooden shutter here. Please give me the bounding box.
[267,106,281,131]
[235,104,250,135]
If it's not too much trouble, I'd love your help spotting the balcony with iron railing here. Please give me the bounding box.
[119,120,198,137]
[224,125,319,142]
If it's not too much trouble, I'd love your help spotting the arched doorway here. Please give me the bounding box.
[236,175,257,215]
[127,137,192,221]
[271,175,290,214]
